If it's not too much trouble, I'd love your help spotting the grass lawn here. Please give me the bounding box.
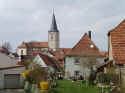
[50,80,104,93]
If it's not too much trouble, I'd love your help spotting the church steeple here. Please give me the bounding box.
[49,11,58,32]
[48,10,60,51]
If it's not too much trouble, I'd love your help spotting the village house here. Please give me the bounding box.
[29,53,61,81]
[108,20,125,65]
[108,19,125,85]
[65,32,105,79]
[17,41,48,56]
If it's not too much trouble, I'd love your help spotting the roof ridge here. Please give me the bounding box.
[67,33,100,56]
[73,33,91,49]
[108,19,125,34]
[18,41,48,48]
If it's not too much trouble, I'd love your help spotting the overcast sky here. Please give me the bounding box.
[0,0,125,51]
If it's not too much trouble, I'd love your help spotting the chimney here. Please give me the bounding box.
[88,31,91,39]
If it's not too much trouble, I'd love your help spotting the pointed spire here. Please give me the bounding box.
[49,9,58,32]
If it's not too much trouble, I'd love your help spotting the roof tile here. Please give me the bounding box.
[67,33,101,56]
[18,41,48,48]
[38,54,61,71]
[109,20,125,64]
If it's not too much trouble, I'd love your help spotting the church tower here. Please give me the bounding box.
[48,12,60,51]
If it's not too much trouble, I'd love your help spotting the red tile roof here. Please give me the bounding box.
[32,50,44,56]
[61,48,72,55]
[0,48,9,55]
[51,50,64,60]
[50,48,72,60]
[18,42,27,48]
[16,61,25,65]
[109,20,125,64]
[38,54,61,71]
[67,33,101,56]
[0,65,24,70]
[18,41,48,48]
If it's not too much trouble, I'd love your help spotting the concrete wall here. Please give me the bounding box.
[0,67,25,89]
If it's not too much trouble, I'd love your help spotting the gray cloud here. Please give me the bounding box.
[0,0,125,51]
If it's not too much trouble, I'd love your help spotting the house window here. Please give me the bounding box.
[74,58,80,65]
[74,71,80,76]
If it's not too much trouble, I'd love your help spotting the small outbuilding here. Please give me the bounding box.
[0,66,25,89]
[0,52,25,89]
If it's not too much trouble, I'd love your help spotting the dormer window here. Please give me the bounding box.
[74,58,80,65]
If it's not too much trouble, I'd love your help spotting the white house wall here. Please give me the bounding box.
[65,57,81,78]
[17,48,27,56]
[65,56,104,79]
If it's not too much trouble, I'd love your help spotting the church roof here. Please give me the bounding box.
[108,19,125,64]
[67,33,101,56]
[49,12,59,32]
[18,41,48,48]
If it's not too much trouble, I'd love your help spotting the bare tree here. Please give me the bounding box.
[80,56,97,80]
[1,42,12,52]
[80,56,97,69]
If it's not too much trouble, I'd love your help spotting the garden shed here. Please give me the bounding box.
[0,65,25,89]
